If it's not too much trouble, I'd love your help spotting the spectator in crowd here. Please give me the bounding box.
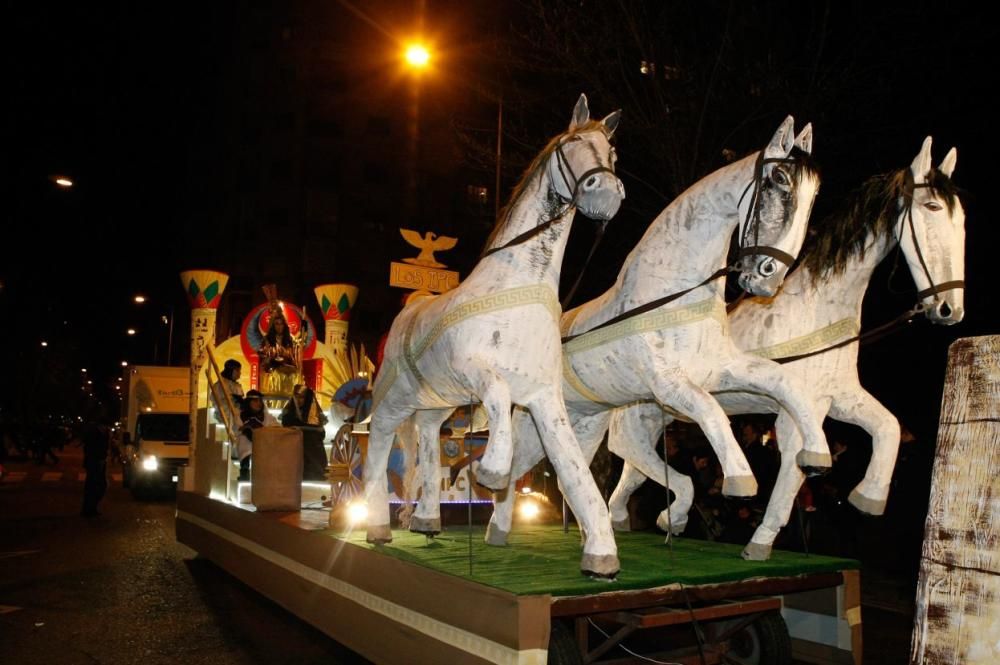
[79,416,111,517]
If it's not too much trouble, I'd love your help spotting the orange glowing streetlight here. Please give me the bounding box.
[404,43,430,69]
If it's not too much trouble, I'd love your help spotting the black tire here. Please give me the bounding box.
[720,611,792,665]
[547,620,583,665]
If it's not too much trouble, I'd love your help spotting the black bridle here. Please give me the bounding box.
[903,179,965,301]
[771,172,964,364]
[562,148,808,345]
[482,132,618,260]
[734,149,807,270]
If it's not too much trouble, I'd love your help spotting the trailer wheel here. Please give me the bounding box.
[718,611,791,665]
[547,620,583,665]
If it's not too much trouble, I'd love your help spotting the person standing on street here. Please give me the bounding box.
[79,417,110,517]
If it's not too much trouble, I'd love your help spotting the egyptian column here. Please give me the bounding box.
[314,283,358,359]
[179,269,229,492]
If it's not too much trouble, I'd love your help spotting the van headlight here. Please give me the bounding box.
[142,456,159,471]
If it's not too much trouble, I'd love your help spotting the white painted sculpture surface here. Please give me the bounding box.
[471,117,827,546]
[363,95,626,576]
[609,137,966,559]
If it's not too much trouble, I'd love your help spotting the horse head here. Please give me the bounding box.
[899,137,966,324]
[735,116,820,297]
[546,94,625,222]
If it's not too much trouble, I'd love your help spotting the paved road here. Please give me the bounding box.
[0,449,369,665]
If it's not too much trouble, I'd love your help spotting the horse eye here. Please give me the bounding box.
[923,201,943,212]
[771,168,790,187]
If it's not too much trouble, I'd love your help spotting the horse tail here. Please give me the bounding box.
[394,414,419,529]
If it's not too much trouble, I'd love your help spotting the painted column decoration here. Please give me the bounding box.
[314,283,358,360]
[179,269,229,492]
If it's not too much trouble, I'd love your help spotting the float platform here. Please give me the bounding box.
[176,491,861,664]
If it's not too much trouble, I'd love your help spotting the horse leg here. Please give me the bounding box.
[829,390,900,516]
[363,403,414,543]
[608,403,691,534]
[650,369,757,497]
[409,408,456,535]
[468,369,514,490]
[742,403,828,560]
[715,354,832,474]
[486,406,544,546]
[527,394,619,577]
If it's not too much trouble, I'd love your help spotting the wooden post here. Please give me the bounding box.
[911,335,1000,664]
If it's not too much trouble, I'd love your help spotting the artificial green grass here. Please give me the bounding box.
[336,525,858,597]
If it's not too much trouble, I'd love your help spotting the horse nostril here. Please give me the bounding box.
[759,258,776,277]
[938,302,952,319]
[584,175,599,190]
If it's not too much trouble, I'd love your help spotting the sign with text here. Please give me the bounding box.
[389,261,459,293]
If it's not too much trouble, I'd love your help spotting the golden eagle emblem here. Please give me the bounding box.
[399,229,458,268]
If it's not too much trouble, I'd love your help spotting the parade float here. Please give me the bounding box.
[176,98,868,664]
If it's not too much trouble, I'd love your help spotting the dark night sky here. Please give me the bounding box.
[1,1,996,439]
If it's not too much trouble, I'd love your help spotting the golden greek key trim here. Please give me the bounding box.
[563,297,726,356]
[372,285,560,409]
[750,317,859,360]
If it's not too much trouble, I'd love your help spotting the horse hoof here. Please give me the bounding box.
[485,522,509,546]
[409,516,441,535]
[742,541,773,561]
[722,475,758,498]
[656,514,688,535]
[611,518,631,532]
[849,488,887,516]
[474,466,511,491]
[796,450,832,476]
[581,553,620,579]
[366,524,393,544]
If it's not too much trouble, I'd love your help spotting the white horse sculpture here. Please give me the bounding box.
[609,137,966,559]
[475,117,828,546]
[363,95,627,577]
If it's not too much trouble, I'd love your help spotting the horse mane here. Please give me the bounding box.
[799,167,960,282]
[482,119,609,253]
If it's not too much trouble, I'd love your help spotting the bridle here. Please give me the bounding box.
[770,169,964,365]
[900,173,965,302]
[562,146,809,344]
[482,129,618,259]
[733,148,809,272]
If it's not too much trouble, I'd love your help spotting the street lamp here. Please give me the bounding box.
[132,294,176,365]
[402,41,433,225]
[405,44,430,69]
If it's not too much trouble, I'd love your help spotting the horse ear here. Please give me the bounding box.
[570,94,590,130]
[764,115,796,159]
[939,147,958,178]
[793,123,813,154]
[602,109,622,137]
[911,136,933,182]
